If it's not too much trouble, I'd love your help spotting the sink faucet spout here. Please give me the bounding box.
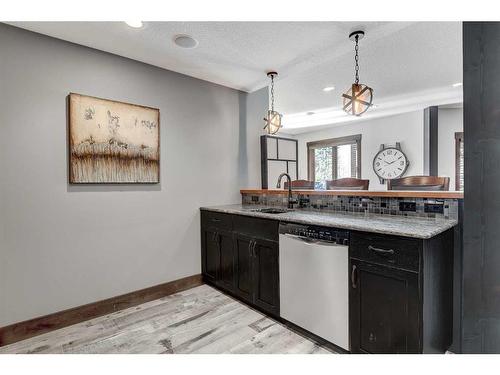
[276,173,297,209]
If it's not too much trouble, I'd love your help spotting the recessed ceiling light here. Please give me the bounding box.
[323,86,335,92]
[174,35,199,49]
[452,82,463,87]
[125,21,143,29]
[306,111,315,116]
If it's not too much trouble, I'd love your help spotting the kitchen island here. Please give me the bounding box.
[200,202,457,354]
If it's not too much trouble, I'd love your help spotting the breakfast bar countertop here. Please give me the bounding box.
[240,189,464,199]
[200,204,458,239]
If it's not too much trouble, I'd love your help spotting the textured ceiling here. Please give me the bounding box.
[277,22,462,112]
[9,21,462,132]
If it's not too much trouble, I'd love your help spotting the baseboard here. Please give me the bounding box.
[0,274,202,347]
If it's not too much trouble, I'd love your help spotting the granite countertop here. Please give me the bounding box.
[200,204,458,239]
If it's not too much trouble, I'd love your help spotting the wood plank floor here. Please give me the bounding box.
[0,284,335,354]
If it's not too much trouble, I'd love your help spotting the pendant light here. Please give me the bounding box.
[263,71,283,135]
[342,31,373,116]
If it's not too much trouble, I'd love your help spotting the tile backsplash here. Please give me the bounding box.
[242,193,459,220]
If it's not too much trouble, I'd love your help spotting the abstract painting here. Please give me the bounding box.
[68,93,160,183]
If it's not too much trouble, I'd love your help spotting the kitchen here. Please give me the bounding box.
[199,23,463,353]
[0,4,499,369]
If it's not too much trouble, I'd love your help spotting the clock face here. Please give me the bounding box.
[373,147,409,180]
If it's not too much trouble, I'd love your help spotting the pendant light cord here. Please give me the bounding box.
[270,74,275,112]
[354,35,360,84]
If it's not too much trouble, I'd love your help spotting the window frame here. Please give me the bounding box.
[455,131,464,191]
[307,134,362,182]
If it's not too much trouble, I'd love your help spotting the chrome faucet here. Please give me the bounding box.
[276,173,297,209]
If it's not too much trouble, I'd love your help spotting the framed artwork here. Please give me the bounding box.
[68,93,160,183]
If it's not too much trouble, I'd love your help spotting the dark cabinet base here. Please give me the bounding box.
[202,209,454,354]
[252,238,280,316]
[350,260,420,353]
[201,211,279,318]
[349,229,454,354]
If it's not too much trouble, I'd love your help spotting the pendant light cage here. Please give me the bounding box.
[264,71,283,135]
[342,31,374,116]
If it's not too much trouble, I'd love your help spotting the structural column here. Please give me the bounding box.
[423,106,439,176]
[462,21,500,353]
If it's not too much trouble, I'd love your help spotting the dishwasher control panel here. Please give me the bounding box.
[279,222,349,245]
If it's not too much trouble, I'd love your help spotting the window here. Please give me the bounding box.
[307,135,361,188]
[455,132,464,191]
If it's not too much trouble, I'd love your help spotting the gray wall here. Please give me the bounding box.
[295,111,425,190]
[0,24,260,326]
[238,87,269,189]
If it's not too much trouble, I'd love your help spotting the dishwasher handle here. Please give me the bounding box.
[281,233,342,246]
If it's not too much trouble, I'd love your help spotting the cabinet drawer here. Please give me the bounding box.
[350,232,421,272]
[233,215,278,242]
[201,210,233,231]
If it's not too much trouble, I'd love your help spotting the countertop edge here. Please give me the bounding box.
[200,206,457,240]
[240,189,464,199]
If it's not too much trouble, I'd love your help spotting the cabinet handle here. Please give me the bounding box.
[351,265,358,289]
[252,241,257,257]
[249,241,257,257]
[368,245,395,256]
[211,218,221,222]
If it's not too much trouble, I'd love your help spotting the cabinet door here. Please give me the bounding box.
[217,231,235,293]
[201,228,220,284]
[350,260,420,353]
[253,238,280,316]
[234,234,254,303]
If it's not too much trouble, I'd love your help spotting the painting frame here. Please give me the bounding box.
[68,93,160,184]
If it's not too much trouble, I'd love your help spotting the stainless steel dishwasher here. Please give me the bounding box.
[279,222,349,351]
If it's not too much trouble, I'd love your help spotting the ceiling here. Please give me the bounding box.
[9,21,463,133]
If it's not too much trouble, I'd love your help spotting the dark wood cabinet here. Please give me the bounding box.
[200,227,219,284]
[201,211,236,292]
[201,210,279,317]
[350,260,420,353]
[252,238,280,316]
[349,230,453,354]
[233,234,279,315]
[217,231,236,293]
[234,233,254,303]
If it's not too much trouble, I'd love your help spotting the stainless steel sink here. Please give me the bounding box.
[251,208,293,214]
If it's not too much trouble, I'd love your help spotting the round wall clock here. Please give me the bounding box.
[373,142,409,183]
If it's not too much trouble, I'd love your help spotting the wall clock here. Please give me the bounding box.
[372,142,409,183]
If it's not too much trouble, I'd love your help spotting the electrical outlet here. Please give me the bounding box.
[399,201,416,212]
